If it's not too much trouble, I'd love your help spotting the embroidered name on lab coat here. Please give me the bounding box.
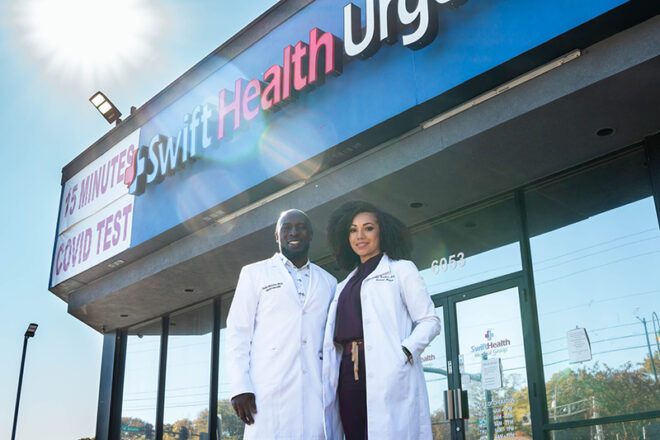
[374,274,395,282]
[262,282,284,292]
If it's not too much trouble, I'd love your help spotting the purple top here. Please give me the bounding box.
[334,253,383,344]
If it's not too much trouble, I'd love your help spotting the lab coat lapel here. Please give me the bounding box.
[270,254,301,307]
[363,253,391,282]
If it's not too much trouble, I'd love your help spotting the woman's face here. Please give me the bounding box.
[349,212,381,263]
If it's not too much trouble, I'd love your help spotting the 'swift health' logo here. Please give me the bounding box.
[471,328,510,355]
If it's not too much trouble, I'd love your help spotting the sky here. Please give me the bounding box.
[0,1,277,438]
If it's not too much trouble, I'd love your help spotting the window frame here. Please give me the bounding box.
[106,140,660,440]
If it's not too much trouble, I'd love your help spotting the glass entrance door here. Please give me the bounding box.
[429,276,533,440]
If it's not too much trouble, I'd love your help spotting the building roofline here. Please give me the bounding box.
[61,0,313,184]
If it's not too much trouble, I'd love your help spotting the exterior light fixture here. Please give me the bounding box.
[24,323,38,338]
[12,323,39,440]
[89,91,122,124]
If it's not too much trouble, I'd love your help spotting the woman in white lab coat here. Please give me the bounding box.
[322,201,441,440]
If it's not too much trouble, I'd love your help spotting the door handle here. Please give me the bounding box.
[455,389,469,420]
[443,390,454,420]
[444,389,469,420]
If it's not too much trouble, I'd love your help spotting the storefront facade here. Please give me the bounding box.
[50,1,660,439]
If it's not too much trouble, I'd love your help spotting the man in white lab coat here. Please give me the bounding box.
[226,209,337,440]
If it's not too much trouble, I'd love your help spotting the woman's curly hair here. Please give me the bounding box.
[327,201,412,271]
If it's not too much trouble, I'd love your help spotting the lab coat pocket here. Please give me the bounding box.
[384,350,414,404]
[251,346,279,385]
[398,346,410,366]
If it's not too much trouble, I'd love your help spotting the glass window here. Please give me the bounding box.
[163,302,213,440]
[422,306,450,439]
[526,149,660,422]
[413,197,521,295]
[549,417,659,440]
[456,287,531,440]
[120,319,161,440]
[217,295,245,440]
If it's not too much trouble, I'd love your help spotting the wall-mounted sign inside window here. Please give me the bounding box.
[125,0,469,195]
[566,327,592,363]
[481,357,503,390]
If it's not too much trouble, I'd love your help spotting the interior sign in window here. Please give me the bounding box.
[566,327,592,363]
[481,357,503,390]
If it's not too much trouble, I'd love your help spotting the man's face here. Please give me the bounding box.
[276,211,312,261]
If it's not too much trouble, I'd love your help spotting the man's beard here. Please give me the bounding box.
[281,244,309,261]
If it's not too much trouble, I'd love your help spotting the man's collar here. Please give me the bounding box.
[278,252,310,269]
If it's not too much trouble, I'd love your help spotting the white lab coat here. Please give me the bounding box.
[322,254,441,440]
[226,253,337,440]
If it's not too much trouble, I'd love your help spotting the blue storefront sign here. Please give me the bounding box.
[51,0,631,287]
[128,0,627,246]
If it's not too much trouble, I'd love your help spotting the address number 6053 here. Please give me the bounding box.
[431,252,466,275]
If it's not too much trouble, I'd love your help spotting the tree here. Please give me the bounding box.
[639,350,660,378]
[217,399,245,440]
[527,362,660,439]
[163,419,193,440]
[430,409,450,440]
[120,416,150,440]
[192,408,210,435]
[158,400,245,440]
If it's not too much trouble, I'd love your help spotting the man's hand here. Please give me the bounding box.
[231,393,257,425]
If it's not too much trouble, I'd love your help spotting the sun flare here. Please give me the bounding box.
[14,0,161,86]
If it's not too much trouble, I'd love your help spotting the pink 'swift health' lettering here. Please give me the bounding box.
[124,0,467,195]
